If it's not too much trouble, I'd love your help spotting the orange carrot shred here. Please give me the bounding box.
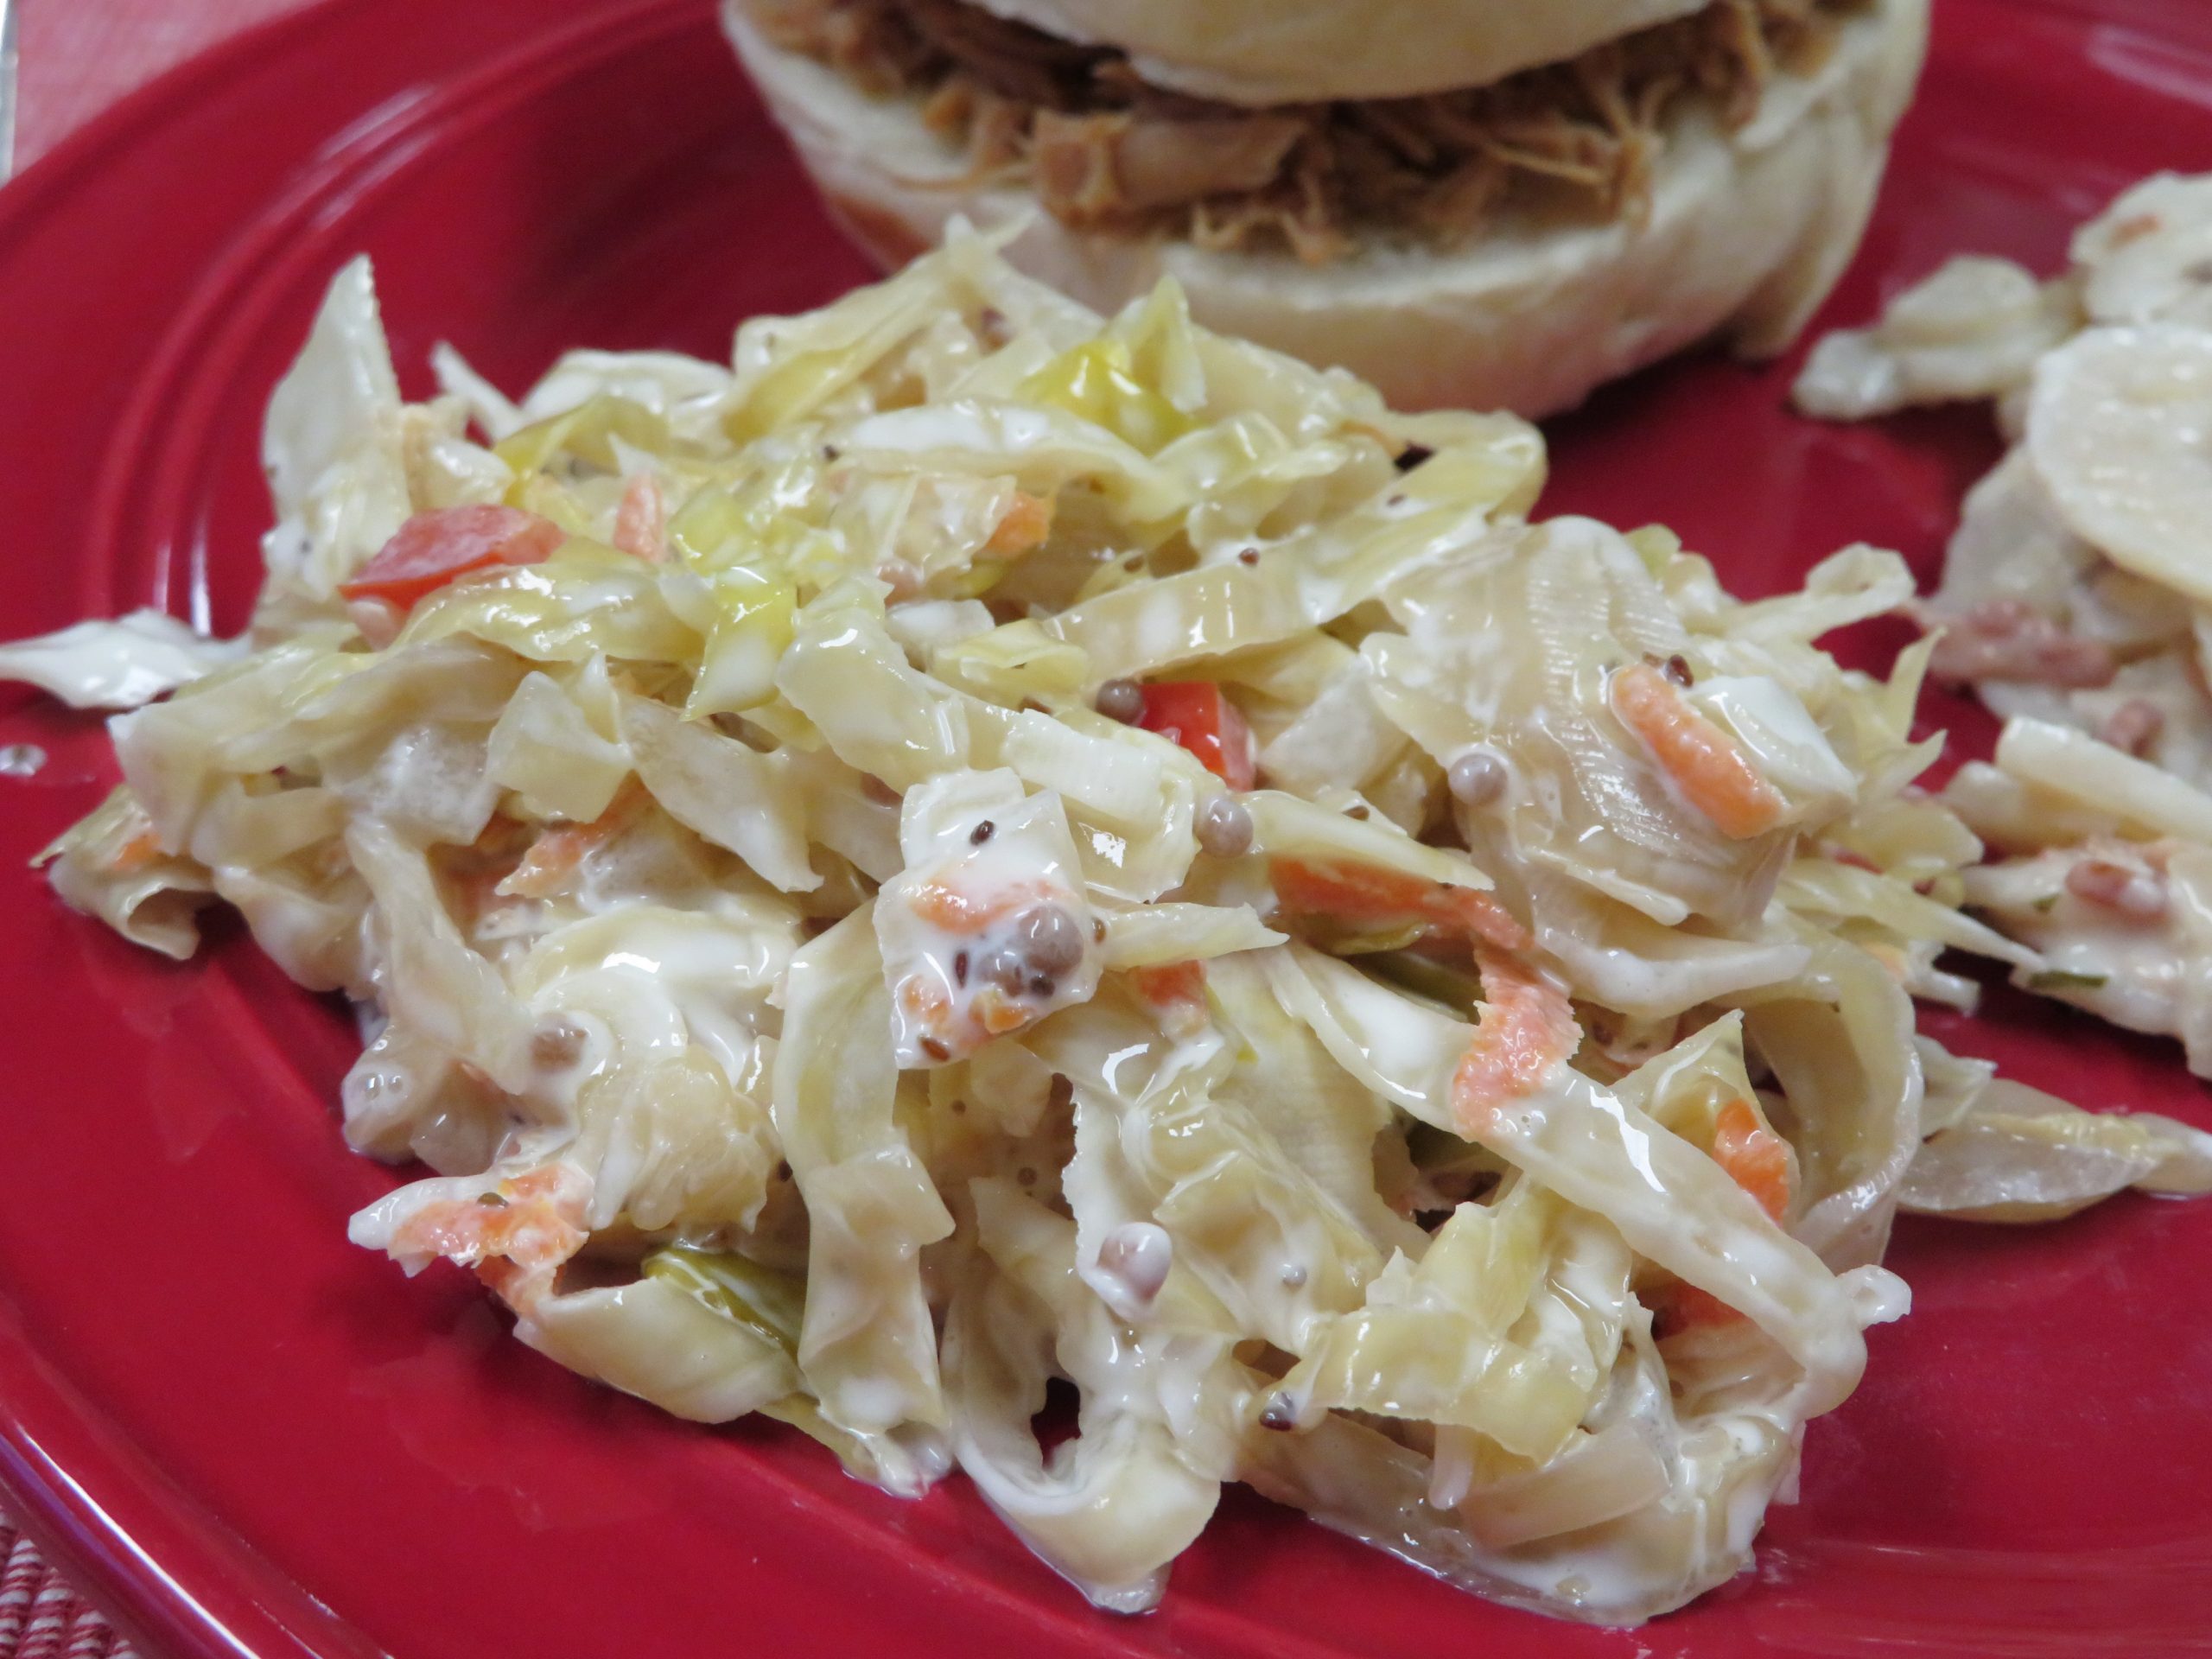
[1270,856,1529,952]
[613,474,668,563]
[499,779,647,899]
[1609,661,1786,840]
[1131,961,1206,1007]
[1450,948,1580,1134]
[1713,1097,1791,1223]
[909,878,1053,934]
[391,1166,588,1289]
[109,827,164,874]
[1654,1281,1745,1338]
[987,490,1055,557]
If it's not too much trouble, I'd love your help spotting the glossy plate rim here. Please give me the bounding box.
[6,3,2212,1657]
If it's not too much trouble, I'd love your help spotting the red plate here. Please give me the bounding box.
[3,1,2209,1654]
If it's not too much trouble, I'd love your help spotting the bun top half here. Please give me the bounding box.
[954,0,1713,104]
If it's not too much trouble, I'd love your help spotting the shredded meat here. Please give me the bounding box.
[753,0,1865,263]
[1918,599,2120,690]
[753,0,939,94]
[1033,109,1307,219]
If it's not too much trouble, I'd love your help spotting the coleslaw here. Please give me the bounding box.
[7,226,2206,1626]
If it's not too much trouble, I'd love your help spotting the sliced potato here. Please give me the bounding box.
[1792,256,2076,420]
[2072,171,2212,329]
[2026,323,2212,603]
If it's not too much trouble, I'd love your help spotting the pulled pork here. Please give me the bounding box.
[750,0,1863,263]
[1915,598,2120,691]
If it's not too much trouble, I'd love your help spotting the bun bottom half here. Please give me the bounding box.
[724,0,1929,418]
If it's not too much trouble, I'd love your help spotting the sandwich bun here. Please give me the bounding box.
[726,0,1929,418]
[906,0,1716,107]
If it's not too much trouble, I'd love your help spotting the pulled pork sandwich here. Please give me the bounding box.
[723,0,1929,416]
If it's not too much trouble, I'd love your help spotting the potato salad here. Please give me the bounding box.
[1798,170,2212,1090]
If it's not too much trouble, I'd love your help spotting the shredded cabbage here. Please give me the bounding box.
[0,611,244,710]
[5,228,2186,1630]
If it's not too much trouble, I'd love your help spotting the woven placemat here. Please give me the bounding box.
[0,1506,131,1659]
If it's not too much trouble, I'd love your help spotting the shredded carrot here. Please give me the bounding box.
[1713,1097,1791,1223]
[898,874,1077,1054]
[1445,891,1531,954]
[976,989,1032,1035]
[909,876,1053,934]
[1653,1281,1743,1337]
[1130,960,1210,1036]
[441,815,531,915]
[911,880,990,931]
[986,489,1055,557]
[109,827,164,874]
[895,973,972,1053]
[613,474,668,563]
[899,976,954,1021]
[1648,1101,1794,1338]
[1608,661,1786,840]
[897,975,1036,1053]
[1131,960,1206,1007]
[1269,855,1530,952]
[392,1165,590,1317]
[499,779,648,899]
[1450,948,1581,1134]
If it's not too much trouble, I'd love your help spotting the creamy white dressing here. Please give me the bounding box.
[8,229,2065,1636]
[1966,842,2212,1069]
[518,904,791,1088]
[1093,1222,1174,1315]
[876,771,1101,1065]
